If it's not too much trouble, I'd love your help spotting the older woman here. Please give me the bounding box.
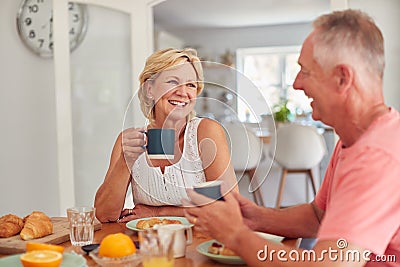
[95,48,237,222]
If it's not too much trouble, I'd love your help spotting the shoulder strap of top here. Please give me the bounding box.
[184,117,203,161]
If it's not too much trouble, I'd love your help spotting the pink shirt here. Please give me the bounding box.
[315,108,400,266]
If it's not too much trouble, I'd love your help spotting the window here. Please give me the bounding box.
[236,46,311,122]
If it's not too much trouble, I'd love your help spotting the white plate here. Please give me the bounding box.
[125,216,193,231]
[0,252,87,267]
[197,240,245,265]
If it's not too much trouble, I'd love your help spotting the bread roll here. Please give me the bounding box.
[161,219,182,225]
[20,211,53,240]
[136,218,162,230]
[136,218,183,230]
[0,214,24,238]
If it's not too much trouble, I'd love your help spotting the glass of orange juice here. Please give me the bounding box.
[139,228,175,267]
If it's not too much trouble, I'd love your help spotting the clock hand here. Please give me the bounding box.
[49,15,53,40]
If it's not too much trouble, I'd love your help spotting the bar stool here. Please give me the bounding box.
[271,124,327,208]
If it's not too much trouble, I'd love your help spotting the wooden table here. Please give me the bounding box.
[0,222,299,266]
[60,222,299,267]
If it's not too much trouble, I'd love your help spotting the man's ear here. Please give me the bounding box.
[333,64,353,94]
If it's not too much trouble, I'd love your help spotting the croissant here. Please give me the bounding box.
[161,219,182,225]
[20,211,53,240]
[136,218,183,230]
[136,218,162,230]
[0,214,24,238]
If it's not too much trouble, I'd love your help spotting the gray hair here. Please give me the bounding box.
[312,9,384,79]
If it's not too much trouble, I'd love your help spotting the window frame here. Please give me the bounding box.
[236,45,303,122]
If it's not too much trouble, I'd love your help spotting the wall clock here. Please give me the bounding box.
[17,0,88,58]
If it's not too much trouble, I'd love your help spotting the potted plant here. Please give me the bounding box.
[273,100,293,125]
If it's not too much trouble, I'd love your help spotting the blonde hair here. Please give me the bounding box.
[138,48,204,122]
[312,9,384,78]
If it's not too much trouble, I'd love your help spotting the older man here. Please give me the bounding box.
[184,9,400,267]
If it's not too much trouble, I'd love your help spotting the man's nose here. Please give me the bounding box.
[293,73,303,91]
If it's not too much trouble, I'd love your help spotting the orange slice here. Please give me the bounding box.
[20,250,63,267]
[26,242,65,253]
[99,233,136,258]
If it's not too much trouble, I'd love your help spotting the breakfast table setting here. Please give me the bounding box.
[0,213,300,267]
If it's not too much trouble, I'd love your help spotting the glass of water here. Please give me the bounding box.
[67,206,95,246]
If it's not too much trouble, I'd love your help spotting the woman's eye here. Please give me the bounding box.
[187,83,197,89]
[167,80,179,85]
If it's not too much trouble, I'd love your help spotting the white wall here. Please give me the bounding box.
[0,0,59,217]
[166,23,312,63]
[154,29,184,50]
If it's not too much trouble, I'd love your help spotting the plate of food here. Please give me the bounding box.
[196,232,284,265]
[197,240,244,265]
[126,216,193,231]
[0,252,87,267]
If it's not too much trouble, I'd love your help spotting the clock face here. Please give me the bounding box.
[17,0,88,58]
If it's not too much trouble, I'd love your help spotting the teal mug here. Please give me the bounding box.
[145,128,175,159]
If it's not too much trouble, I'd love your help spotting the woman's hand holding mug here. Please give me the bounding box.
[121,128,146,168]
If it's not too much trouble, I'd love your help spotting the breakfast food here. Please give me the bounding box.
[20,211,53,241]
[26,242,65,253]
[208,242,237,256]
[99,233,136,258]
[0,214,24,238]
[0,211,53,240]
[20,250,63,267]
[136,218,182,230]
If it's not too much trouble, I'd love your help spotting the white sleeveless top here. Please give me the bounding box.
[131,117,206,206]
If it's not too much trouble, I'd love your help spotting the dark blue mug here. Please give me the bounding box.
[145,128,175,159]
[193,180,224,201]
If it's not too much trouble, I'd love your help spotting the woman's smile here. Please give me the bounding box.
[168,99,190,107]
